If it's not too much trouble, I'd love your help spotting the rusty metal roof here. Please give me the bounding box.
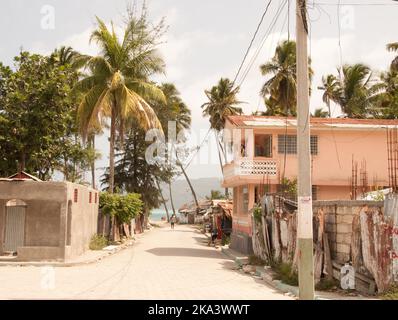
[3,171,42,181]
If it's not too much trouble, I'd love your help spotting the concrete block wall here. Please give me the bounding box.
[313,200,383,263]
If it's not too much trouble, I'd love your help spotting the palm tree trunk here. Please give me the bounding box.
[90,134,96,189]
[214,130,229,198]
[327,101,331,118]
[108,103,117,241]
[109,107,116,193]
[176,151,199,214]
[168,182,176,216]
[156,178,170,222]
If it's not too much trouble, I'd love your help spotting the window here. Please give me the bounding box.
[89,192,92,203]
[255,134,273,158]
[310,136,318,155]
[242,186,249,213]
[278,135,318,155]
[74,189,78,203]
[278,135,297,154]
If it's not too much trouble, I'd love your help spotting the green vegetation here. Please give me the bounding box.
[99,192,143,224]
[222,234,231,246]
[206,190,226,200]
[280,177,298,197]
[315,278,339,291]
[311,108,329,118]
[252,205,262,223]
[75,9,165,194]
[259,40,313,116]
[272,261,298,286]
[248,254,266,266]
[0,52,92,180]
[380,285,398,300]
[89,234,109,250]
[202,78,243,198]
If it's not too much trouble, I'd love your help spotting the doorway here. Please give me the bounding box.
[4,199,26,253]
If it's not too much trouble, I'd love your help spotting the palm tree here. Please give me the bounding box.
[202,78,243,132]
[321,64,376,118]
[387,42,398,71]
[150,83,192,221]
[201,78,243,197]
[311,108,329,118]
[52,46,88,69]
[75,15,165,194]
[371,69,398,119]
[260,40,313,116]
[321,74,339,117]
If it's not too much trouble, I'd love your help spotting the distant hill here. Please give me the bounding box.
[159,177,224,211]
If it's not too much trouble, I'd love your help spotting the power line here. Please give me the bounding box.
[238,0,287,86]
[237,0,288,88]
[182,128,211,171]
[232,0,273,86]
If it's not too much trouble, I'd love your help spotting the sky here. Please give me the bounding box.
[1,0,398,184]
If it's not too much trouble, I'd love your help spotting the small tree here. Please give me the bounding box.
[206,190,226,200]
[99,192,143,235]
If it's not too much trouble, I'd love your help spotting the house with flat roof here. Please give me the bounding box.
[0,173,99,261]
[222,115,398,254]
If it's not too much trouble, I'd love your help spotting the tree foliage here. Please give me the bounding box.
[75,7,166,192]
[321,64,377,118]
[206,190,226,200]
[260,40,313,116]
[99,192,142,224]
[0,51,91,180]
[201,78,243,132]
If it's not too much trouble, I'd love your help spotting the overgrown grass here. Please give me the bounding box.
[380,285,398,300]
[271,261,298,286]
[315,278,339,291]
[89,234,109,250]
[248,254,267,266]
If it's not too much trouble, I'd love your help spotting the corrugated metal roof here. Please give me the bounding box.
[227,115,398,130]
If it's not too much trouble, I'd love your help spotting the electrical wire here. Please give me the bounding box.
[232,0,273,86]
[237,0,289,88]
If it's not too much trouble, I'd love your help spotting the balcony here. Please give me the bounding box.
[223,158,278,186]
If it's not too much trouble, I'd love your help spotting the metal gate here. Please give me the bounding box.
[4,206,26,252]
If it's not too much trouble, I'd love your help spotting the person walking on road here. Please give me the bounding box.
[170,214,176,229]
[208,225,218,247]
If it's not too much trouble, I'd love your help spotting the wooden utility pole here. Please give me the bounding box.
[296,0,315,300]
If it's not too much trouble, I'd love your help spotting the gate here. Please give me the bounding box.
[4,202,26,253]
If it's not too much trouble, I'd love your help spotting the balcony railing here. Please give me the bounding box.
[223,158,278,179]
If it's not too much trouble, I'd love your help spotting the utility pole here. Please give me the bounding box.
[296,0,315,300]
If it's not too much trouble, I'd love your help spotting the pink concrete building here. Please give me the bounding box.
[222,115,398,253]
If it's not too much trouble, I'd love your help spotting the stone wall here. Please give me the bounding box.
[313,200,384,263]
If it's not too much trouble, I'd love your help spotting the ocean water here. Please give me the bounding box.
[150,208,177,221]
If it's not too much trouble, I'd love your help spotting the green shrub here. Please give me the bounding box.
[315,278,339,291]
[248,254,266,266]
[253,205,262,223]
[272,261,298,286]
[99,192,143,223]
[222,234,231,246]
[89,234,109,250]
[380,285,398,300]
